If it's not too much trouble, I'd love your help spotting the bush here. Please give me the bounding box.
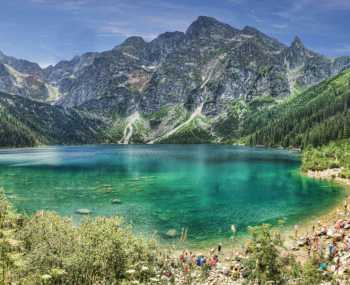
[16,213,159,284]
[244,224,284,284]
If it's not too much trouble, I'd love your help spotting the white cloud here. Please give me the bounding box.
[98,21,158,41]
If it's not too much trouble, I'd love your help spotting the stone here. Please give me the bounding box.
[112,199,122,204]
[165,229,177,238]
[75,208,91,215]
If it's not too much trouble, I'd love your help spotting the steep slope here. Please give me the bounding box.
[41,16,350,116]
[0,92,109,147]
[246,69,350,148]
[1,16,350,146]
[0,51,60,102]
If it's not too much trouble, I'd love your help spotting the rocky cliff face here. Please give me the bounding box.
[1,16,350,145]
[0,51,60,102]
[41,16,350,115]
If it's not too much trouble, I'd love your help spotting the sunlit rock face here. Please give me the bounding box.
[1,16,350,115]
[1,16,350,145]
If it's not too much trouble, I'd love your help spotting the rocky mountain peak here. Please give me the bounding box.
[1,15,350,122]
[113,36,148,60]
[120,36,146,48]
[115,36,147,54]
[241,26,260,35]
[291,36,305,50]
[156,31,185,41]
[186,16,238,41]
[240,26,286,51]
[284,36,310,69]
[146,31,186,62]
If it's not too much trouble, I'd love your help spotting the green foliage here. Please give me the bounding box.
[16,213,159,284]
[159,117,214,144]
[213,100,248,140]
[299,257,324,285]
[104,117,126,142]
[0,192,335,285]
[0,106,39,147]
[0,189,19,284]
[244,224,285,284]
[246,69,350,148]
[302,140,350,178]
[0,91,110,147]
[130,119,151,143]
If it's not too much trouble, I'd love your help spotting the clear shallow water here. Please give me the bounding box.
[0,145,345,247]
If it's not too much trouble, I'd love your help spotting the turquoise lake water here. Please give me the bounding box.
[0,145,345,247]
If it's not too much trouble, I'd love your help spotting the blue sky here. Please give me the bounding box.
[1,0,350,67]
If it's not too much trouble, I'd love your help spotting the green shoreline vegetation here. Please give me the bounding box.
[302,140,350,179]
[0,188,335,285]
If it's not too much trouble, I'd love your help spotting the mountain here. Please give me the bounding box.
[1,16,350,146]
[246,69,350,148]
[40,16,350,112]
[0,91,109,147]
[0,51,61,102]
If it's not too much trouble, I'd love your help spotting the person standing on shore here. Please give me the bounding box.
[218,243,222,254]
[294,225,299,240]
[344,202,348,216]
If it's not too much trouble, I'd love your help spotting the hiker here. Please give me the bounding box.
[345,202,348,216]
[294,224,299,240]
[335,255,341,274]
[179,251,185,263]
[318,237,324,257]
[328,242,334,259]
[313,235,319,252]
[209,255,218,268]
[196,255,206,267]
[306,236,312,257]
[218,243,222,253]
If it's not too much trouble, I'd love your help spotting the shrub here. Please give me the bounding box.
[16,213,159,284]
[244,224,284,284]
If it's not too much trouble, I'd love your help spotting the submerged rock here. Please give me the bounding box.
[75,208,91,215]
[165,229,177,238]
[112,199,122,204]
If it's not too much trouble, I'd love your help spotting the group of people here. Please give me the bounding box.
[158,201,350,283]
[175,244,244,281]
[178,246,222,272]
[158,242,244,284]
[294,201,350,275]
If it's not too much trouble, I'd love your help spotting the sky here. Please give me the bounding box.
[1,0,350,67]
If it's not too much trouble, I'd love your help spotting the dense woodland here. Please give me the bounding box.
[0,92,110,147]
[1,68,350,148]
[246,69,350,148]
[0,106,38,147]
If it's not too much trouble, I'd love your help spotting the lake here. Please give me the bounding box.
[0,145,345,247]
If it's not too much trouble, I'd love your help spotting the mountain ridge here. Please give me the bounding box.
[1,16,350,146]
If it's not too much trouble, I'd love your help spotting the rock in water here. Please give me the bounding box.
[166,229,177,238]
[112,199,122,204]
[75,208,91,215]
